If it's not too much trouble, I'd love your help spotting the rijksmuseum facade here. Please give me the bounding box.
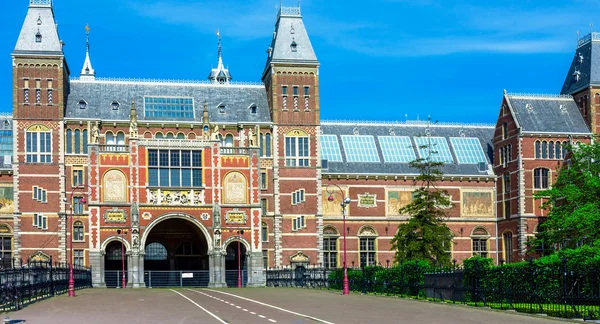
[0,0,596,287]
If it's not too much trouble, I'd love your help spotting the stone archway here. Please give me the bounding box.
[223,237,250,287]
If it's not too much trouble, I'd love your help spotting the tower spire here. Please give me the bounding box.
[80,24,95,80]
[208,29,232,84]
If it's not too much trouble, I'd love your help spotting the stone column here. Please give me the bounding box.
[208,249,226,288]
[246,251,266,287]
[126,251,133,287]
[90,250,106,288]
[129,251,144,288]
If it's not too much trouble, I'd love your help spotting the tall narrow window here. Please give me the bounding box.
[263,250,268,269]
[261,198,267,216]
[74,129,81,154]
[261,222,268,242]
[282,86,287,95]
[535,141,541,159]
[73,197,85,214]
[548,141,555,159]
[541,141,547,159]
[24,79,29,104]
[225,134,233,147]
[260,134,264,156]
[73,249,84,267]
[304,86,309,96]
[116,132,125,146]
[66,129,72,154]
[472,228,489,258]
[323,227,338,269]
[502,123,508,140]
[83,129,88,154]
[293,86,298,96]
[73,168,83,187]
[359,237,376,267]
[0,235,11,269]
[260,171,267,189]
[265,133,271,157]
[503,231,513,263]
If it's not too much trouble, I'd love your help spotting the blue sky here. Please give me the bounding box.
[0,0,597,123]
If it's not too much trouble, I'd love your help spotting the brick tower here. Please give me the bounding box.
[261,6,322,268]
[12,0,70,263]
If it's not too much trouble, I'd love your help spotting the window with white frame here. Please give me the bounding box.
[33,213,48,230]
[148,149,202,187]
[26,126,51,163]
[323,227,338,268]
[74,249,84,267]
[285,130,309,167]
[472,227,489,257]
[292,215,306,231]
[292,189,305,205]
[261,222,268,242]
[72,196,85,214]
[32,186,47,203]
[534,168,549,189]
[73,168,84,187]
[73,221,84,241]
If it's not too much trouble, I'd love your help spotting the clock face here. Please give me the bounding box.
[204,125,209,132]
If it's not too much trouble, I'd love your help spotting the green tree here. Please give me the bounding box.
[390,130,453,266]
[532,139,600,253]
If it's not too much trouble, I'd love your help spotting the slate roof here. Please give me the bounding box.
[561,33,600,95]
[505,94,591,134]
[13,1,63,56]
[264,6,318,70]
[65,79,271,124]
[321,121,495,176]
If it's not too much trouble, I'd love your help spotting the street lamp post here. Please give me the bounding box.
[68,190,87,297]
[117,229,127,289]
[237,230,244,288]
[326,184,351,295]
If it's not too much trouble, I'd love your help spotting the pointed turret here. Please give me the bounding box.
[208,30,232,84]
[263,6,318,74]
[80,24,96,80]
[560,32,600,95]
[13,0,63,56]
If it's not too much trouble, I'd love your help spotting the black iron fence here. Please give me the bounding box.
[0,260,92,312]
[266,262,600,320]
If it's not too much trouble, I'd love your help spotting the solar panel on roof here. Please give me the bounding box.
[450,137,487,164]
[320,135,343,162]
[413,136,454,163]
[378,136,416,163]
[341,135,380,162]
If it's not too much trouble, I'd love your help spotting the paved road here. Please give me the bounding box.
[5,288,575,324]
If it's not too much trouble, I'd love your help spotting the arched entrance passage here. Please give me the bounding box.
[104,240,128,288]
[144,218,209,271]
[225,239,248,287]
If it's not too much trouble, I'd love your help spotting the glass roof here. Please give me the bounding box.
[341,135,380,162]
[144,97,194,119]
[414,136,454,163]
[449,137,487,164]
[378,136,416,163]
[320,135,343,162]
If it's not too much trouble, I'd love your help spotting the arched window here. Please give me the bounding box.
[106,132,115,145]
[66,129,72,153]
[562,142,568,159]
[285,130,309,167]
[502,231,513,263]
[535,141,541,159]
[358,226,377,267]
[556,142,562,159]
[73,221,84,241]
[106,243,124,261]
[534,168,549,189]
[548,141,554,159]
[116,132,125,145]
[323,226,339,268]
[471,227,489,257]
[176,133,185,140]
[83,129,88,154]
[225,134,234,147]
[259,134,264,156]
[541,141,547,159]
[145,242,168,260]
[155,132,164,139]
[261,222,268,242]
[74,129,81,154]
[166,133,174,139]
[26,125,52,163]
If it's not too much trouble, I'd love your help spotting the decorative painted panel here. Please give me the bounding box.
[223,172,247,204]
[387,190,413,216]
[462,191,494,217]
[102,170,127,202]
[147,189,205,205]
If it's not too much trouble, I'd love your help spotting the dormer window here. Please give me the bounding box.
[111,101,120,110]
[35,31,42,43]
[218,104,226,114]
[290,41,297,52]
[37,16,42,25]
[78,100,87,109]
[250,105,257,114]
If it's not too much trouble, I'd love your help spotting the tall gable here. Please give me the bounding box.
[264,6,318,69]
[13,0,63,56]
[505,93,590,134]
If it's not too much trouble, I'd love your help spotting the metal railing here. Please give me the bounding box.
[266,263,600,320]
[105,270,247,288]
[0,260,92,312]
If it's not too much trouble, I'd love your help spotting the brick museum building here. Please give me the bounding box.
[0,0,596,287]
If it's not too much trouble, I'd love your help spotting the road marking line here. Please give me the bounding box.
[202,289,335,324]
[170,289,227,324]
[243,309,248,312]
[250,311,256,315]
[259,315,266,318]
[236,306,242,309]
[268,319,277,323]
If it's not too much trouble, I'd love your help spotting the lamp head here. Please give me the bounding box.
[327,195,334,202]
[343,197,351,204]
[80,196,87,204]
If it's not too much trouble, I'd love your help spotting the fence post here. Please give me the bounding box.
[50,256,54,296]
[562,257,568,316]
[148,271,151,288]
[180,271,183,287]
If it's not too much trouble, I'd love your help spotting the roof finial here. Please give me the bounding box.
[85,24,90,52]
[591,23,594,33]
[216,29,222,60]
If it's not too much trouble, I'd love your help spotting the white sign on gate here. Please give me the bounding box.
[182,273,194,278]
